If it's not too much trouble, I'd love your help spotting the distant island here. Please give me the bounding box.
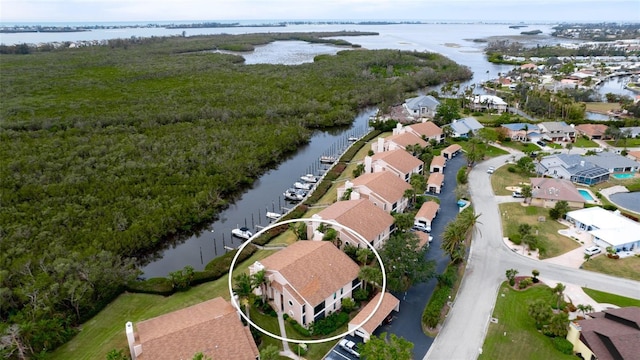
[509,25,528,29]
[520,29,542,35]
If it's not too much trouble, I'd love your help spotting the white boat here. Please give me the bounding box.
[231,226,252,240]
[293,181,313,190]
[266,211,282,220]
[300,173,318,183]
[320,155,336,164]
[283,188,305,201]
[348,135,358,142]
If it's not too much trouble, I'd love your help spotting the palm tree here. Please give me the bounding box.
[576,304,594,317]
[441,222,466,263]
[459,209,482,239]
[233,273,254,316]
[358,265,382,293]
[521,185,532,204]
[356,247,374,265]
[552,282,566,310]
[251,269,269,303]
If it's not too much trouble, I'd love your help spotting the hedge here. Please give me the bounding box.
[422,285,451,328]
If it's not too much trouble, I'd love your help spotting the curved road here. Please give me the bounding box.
[425,154,640,360]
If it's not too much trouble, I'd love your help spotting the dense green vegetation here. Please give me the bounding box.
[0,32,471,357]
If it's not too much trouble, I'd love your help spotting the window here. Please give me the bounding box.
[333,292,336,299]
[288,300,293,307]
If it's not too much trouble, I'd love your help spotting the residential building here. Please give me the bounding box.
[337,171,412,214]
[500,123,540,142]
[371,132,427,154]
[427,172,445,194]
[468,95,508,113]
[529,177,585,209]
[538,121,576,143]
[627,150,640,162]
[565,206,640,252]
[448,117,484,138]
[575,123,609,140]
[364,149,424,181]
[585,152,640,174]
[620,126,640,138]
[414,201,440,230]
[125,297,259,360]
[348,292,400,342]
[430,155,446,173]
[567,307,640,360]
[442,144,462,160]
[309,199,395,249]
[396,121,444,144]
[536,154,610,185]
[403,95,440,118]
[249,241,360,327]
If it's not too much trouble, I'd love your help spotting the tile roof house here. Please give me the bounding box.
[364,149,424,182]
[125,297,259,360]
[500,123,540,142]
[567,306,640,360]
[427,172,445,194]
[448,117,484,138]
[565,206,640,251]
[627,150,640,162]
[536,154,610,185]
[538,121,576,142]
[249,241,361,327]
[585,152,640,174]
[370,132,428,154]
[310,199,395,249]
[337,171,412,214]
[430,155,446,173]
[468,95,507,114]
[348,292,400,342]
[529,177,585,209]
[575,123,609,140]
[403,95,440,119]
[441,144,462,160]
[414,201,440,230]
[397,121,445,144]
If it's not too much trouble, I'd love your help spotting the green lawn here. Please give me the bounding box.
[479,283,575,360]
[456,141,509,159]
[499,203,580,259]
[498,141,539,153]
[573,137,599,148]
[490,166,532,196]
[581,255,640,281]
[581,288,640,307]
[605,138,640,147]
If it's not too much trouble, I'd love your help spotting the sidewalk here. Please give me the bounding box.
[277,312,302,360]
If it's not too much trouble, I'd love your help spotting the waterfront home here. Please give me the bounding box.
[427,172,445,194]
[441,144,462,160]
[348,292,400,342]
[125,297,259,360]
[529,177,585,209]
[536,154,610,185]
[370,131,427,154]
[538,121,576,143]
[565,206,640,252]
[309,199,395,249]
[468,94,507,114]
[430,155,446,173]
[448,117,484,138]
[500,123,540,142]
[403,95,440,119]
[249,241,360,328]
[574,124,609,140]
[364,149,424,181]
[337,171,412,214]
[396,121,445,144]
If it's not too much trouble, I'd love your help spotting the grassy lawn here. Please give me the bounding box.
[573,137,599,148]
[605,138,640,147]
[547,142,563,150]
[581,255,640,281]
[479,283,575,360]
[490,166,531,196]
[581,288,640,307]
[456,140,509,159]
[583,102,620,113]
[498,141,540,153]
[499,203,580,259]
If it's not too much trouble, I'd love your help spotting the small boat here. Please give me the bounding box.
[320,155,336,164]
[266,211,282,220]
[300,173,318,183]
[283,188,306,201]
[231,226,252,240]
[348,135,358,142]
[293,181,313,190]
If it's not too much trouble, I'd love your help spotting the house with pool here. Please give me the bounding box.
[584,152,640,178]
[529,177,586,208]
[536,154,610,185]
[565,207,640,253]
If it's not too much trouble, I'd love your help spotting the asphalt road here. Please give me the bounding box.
[425,155,640,360]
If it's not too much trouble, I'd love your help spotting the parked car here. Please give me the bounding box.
[339,339,360,357]
[584,246,602,256]
[512,191,524,198]
[536,140,547,147]
[487,166,495,174]
[412,223,431,233]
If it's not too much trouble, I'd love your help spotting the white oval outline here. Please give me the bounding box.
[228,218,387,344]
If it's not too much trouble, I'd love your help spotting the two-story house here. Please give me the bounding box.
[337,171,412,214]
[403,95,440,119]
[448,117,484,138]
[370,132,428,154]
[364,149,424,182]
[538,121,576,143]
[500,123,540,142]
[394,121,445,144]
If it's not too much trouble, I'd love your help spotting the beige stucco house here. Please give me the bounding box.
[529,177,585,209]
[370,132,428,154]
[427,172,445,194]
[441,144,462,160]
[364,149,424,182]
[337,171,412,214]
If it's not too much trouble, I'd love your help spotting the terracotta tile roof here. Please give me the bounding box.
[442,144,462,154]
[371,149,423,174]
[627,150,640,160]
[349,292,400,335]
[428,172,444,186]
[385,132,428,148]
[416,201,439,221]
[575,124,608,137]
[577,307,640,360]
[135,297,259,360]
[530,177,584,203]
[431,155,446,168]
[351,171,411,204]
[315,199,394,242]
[407,121,443,138]
[414,231,431,248]
[260,241,360,306]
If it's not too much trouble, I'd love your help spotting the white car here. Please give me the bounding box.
[584,246,602,256]
[487,166,495,174]
[412,223,431,233]
[339,339,360,357]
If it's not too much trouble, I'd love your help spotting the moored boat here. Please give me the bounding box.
[266,211,282,220]
[293,181,313,190]
[283,188,306,201]
[231,226,252,240]
[320,155,336,164]
[300,173,318,183]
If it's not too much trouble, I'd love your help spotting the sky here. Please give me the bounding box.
[1,0,639,24]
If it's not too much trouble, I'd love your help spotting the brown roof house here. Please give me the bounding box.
[309,199,395,249]
[441,144,462,160]
[348,292,400,342]
[430,155,446,173]
[529,177,585,209]
[414,200,440,231]
[337,171,412,214]
[398,121,445,144]
[249,241,360,327]
[427,172,445,194]
[364,149,424,182]
[575,124,610,140]
[125,297,259,360]
[370,132,428,154]
[567,306,640,360]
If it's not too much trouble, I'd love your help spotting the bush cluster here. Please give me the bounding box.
[553,337,574,355]
[310,311,350,336]
[283,314,312,337]
[422,264,458,328]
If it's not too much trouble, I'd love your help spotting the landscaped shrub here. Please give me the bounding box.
[603,204,618,211]
[518,277,533,289]
[353,288,369,302]
[437,264,458,288]
[422,285,451,328]
[311,311,349,335]
[125,277,174,296]
[507,166,516,173]
[553,337,574,355]
[456,167,468,184]
[509,233,522,245]
[341,298,357,313]
[285,315,312,337]
[291,343,308,356]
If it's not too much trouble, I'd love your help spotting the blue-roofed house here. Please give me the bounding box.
[536,154,610,185]
[500,123,540,142]
[448,117,484,138]
[403,95,440,119]
[585,152,640,174]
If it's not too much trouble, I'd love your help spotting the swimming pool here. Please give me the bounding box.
[612,173,634,180]
[578,189,595,201]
